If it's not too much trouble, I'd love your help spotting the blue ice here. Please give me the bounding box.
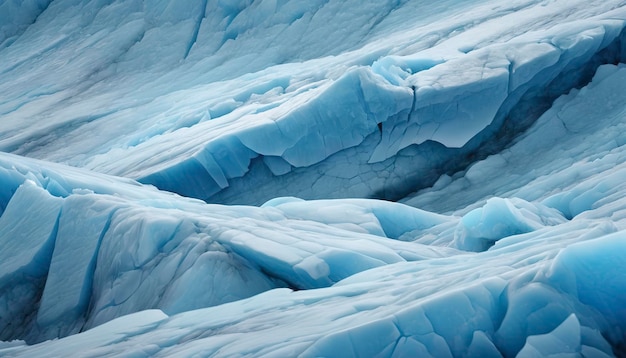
[1,0,626,357]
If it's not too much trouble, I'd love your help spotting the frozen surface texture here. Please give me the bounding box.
[1,0,626,203]
[1,0,626,357]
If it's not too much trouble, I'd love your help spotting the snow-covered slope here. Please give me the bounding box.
[2,0,626,357]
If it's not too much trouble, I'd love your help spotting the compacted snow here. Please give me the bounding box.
[1,0,626,357]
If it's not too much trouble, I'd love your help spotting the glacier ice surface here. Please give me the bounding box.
[1,0,626,357]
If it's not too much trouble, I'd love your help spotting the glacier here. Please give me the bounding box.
[1,0,626,356]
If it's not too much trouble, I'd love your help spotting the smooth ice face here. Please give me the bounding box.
[548,232,626,330]
[454,198,567,252]
[0,181,62,341]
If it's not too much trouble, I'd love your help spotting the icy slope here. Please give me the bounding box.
[2,63,626,356]
[3,0,626,357]
[1,0,626,204]
[0,152,458,344]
